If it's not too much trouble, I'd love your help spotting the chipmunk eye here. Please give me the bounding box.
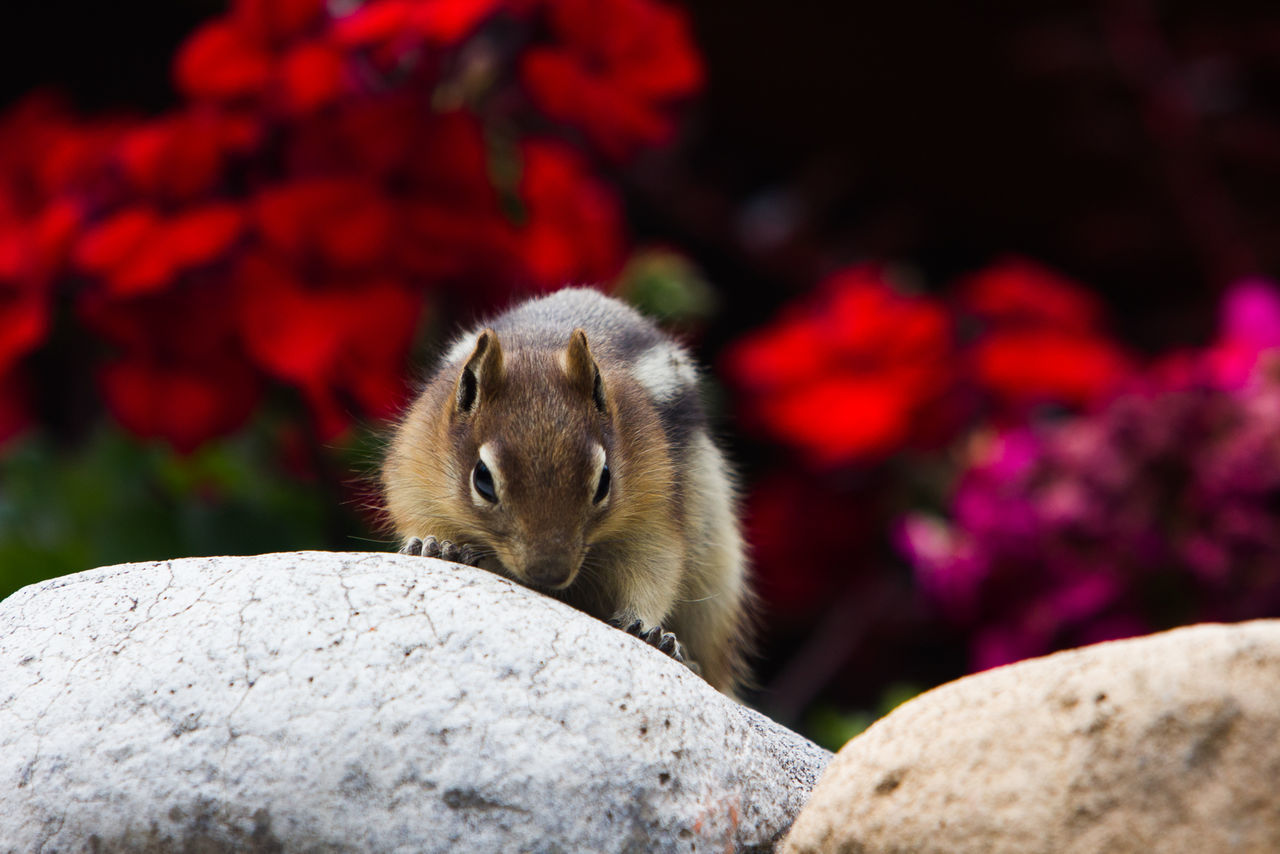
[473,460,498,503]
[593,463,611,504]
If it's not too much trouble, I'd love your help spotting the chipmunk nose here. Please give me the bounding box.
[523,555,576,589]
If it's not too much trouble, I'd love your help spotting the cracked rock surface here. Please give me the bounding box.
[781,620,1280,854]
[0,551,829,853]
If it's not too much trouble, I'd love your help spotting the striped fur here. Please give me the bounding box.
[381,288,752,694]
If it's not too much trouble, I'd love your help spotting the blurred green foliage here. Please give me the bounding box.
[615,249,717,330]
[805,682,924,751]
[0,422,374,602]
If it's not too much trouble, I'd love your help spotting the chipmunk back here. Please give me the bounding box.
[382,287,751,694]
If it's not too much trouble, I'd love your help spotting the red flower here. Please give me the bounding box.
[115,111,247,200]
[73,203,244,296]
[73,207,163,291]
[0,0,672,455]
[0,95,127,206]
[165,203,246,270]
[176,1,342,115]
[332,1,415,48]
[726,266,953,466]
[959,258,1105,335]
[0,276,48,378]
[411,0,506,43]
[517,140,624,288]
[81,281,262,452]
[277,40,348,115]
[334,0,505,49]
[99,354,260,454]
[236,252,348,386]
[253,178,394,270]
[969,330,1130,410]
[0,198,80,377]
[394,111,521,286]
[236,252,423,437]
[958,259,1131,411]
[522,0,703,158]
[175,20,275,101]
[284,94,434,182]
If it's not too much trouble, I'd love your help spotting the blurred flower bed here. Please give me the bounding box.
[729,261,1280,736]
[0,0,704,453]
[3,0,1280,747]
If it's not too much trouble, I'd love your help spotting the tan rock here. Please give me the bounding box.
[782,620,1280,854]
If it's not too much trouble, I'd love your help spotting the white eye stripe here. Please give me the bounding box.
[591,444,609,503]
[473,443,502,506]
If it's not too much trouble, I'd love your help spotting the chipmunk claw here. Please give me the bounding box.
[614,617,694,670]
[400,536,481,567]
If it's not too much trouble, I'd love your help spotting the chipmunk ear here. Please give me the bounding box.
[565,328,607,415]
[456,329,504,414]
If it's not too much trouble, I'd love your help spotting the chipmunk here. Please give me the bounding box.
[381,287,752,694]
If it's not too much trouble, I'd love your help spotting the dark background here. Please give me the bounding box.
[8,1,1280,351]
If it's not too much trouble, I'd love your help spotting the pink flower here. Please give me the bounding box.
[1208,276,1280,388]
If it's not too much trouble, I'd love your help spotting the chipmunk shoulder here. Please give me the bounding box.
[381,287,752,694]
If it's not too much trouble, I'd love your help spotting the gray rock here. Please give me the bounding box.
[0,551,829,853]
[781,620,1280,854]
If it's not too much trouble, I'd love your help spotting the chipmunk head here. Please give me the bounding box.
[449,327,613,590]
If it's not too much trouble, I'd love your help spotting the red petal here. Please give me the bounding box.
[73,208,160,275]
[523,0,703,158]
[763,376,917,463]
[724,318,827,389]
[108,245,177,297]
[277,41,346,115]
[165,203,245,270]
[409,0,503,44]
[518,140,624,286]
[0,281,48,373]
[332,1,413,47]
[322,195,394,269]
[99,355,260,453]
[29,199,83,279]
[971,331,1130,406]
[521,50,669,158]
[116,114,227,199]
[321,277,422,419]
[960,258,1104,334]
[175,21,274,101]
[396,201,517,281]
[236,252,346,384]
[253,179,392,269]
[0,230,23,280]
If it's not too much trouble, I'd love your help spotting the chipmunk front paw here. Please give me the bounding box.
[400,536,481,567]
[613,618,701,676]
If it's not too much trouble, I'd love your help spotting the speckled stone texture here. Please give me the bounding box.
[781,620,1280,854]
[0,551,830,853]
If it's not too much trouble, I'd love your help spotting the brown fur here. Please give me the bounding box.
[382,312,751,695]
